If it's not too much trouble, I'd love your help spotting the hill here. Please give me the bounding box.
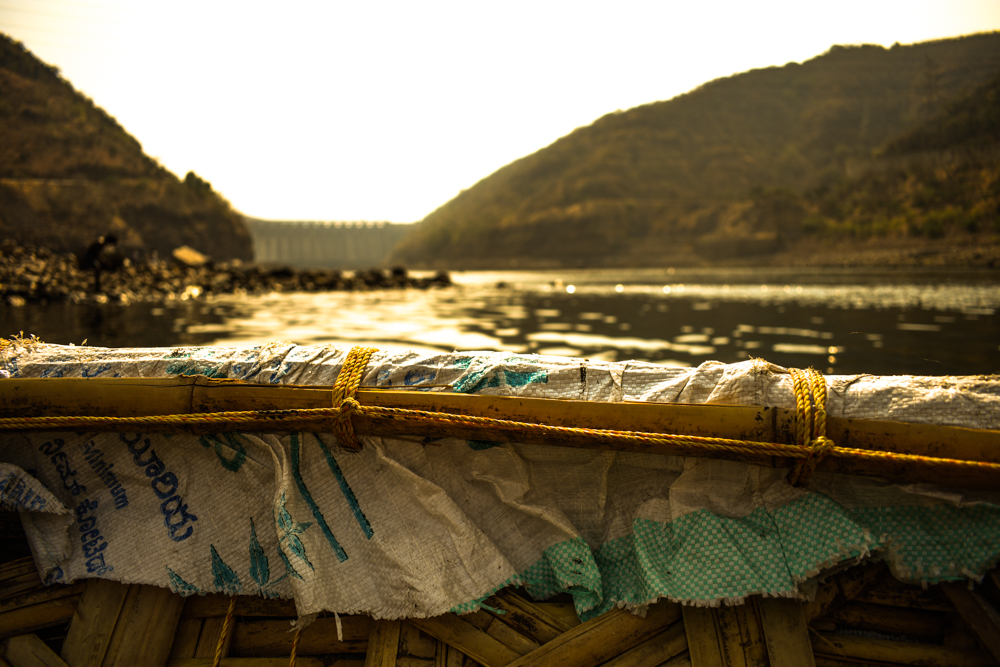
[390,33,1000,269]
[0,34,252,261]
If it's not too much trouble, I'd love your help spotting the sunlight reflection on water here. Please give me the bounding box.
[188,268,1000,376]
[5,267,999,376]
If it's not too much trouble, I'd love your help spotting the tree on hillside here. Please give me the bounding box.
[184,171,213,195]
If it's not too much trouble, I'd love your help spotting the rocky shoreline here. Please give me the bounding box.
[0,241,452,306]
[430,235,1000,271]
[729,236,1000,270]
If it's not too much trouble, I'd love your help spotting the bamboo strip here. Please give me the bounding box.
[803,562,886,624]
[758,597,814,667]
[802,578,839,624]
[4,377,997,461]
[735,599,768,667]
[713,605,749,667]
[397,622,437,661]
[0,596,79,641]
[0,379,778,443]
[364,619,401,667]
[3,633,70,667]
[181,595,296,619]
[680,605,723,667]
[407,614,520,667]
[811,658,898,667]
[506,600,680,667]
[659,650,692,667]
[59,579,129,667]
[941,582,1000,664]
[598,622,687,667]
[481,591,573,643]
[446,642,482,666]
[3,378,999,488]
[99,584,185,667]
[460,611,539,656]
[0,559,40,592]
[811,631,994,666]
[2,649,16,666]
[0,584,87,616]
[167,660,324,667]
[0,574,44,603]
[0,379,784,450]
[192,618,229,660]
[0,560,41,580]
[825,601,947,639]
[532,603,579,630]
[229,616,370,657]
[852,578,952,613]
[944,614,982,650]
[168,618,203,660]
[436,641,472,667]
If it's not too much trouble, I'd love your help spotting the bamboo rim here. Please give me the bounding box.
[0,376,998,488]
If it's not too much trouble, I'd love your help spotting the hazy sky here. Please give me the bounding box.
[2,1,999,223]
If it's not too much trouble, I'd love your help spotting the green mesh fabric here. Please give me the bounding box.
[461,493,1000,621]
[520,536,603,615]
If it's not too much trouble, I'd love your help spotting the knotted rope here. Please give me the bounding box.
[331,346,377,451]
[787,368,835,486]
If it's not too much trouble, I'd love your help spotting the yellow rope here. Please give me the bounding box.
[357,400,1000,474]
[212,596,237,667]
[289,626,302,667]
[808,368,828,441]
[0,348,998,483]
[1,396,992,472]
[331,346,377,451]
[790,368,811,447]
[787,368,833,487]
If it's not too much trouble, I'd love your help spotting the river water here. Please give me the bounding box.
[4,267,999,376]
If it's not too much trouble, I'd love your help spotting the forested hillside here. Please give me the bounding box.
[0,34,252,260]
[391,33,1000,269]
[799,69,999,244]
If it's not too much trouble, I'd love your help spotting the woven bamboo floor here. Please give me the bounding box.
[3,540,1000,667]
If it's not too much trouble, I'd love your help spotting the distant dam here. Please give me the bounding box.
[244,218,415,269]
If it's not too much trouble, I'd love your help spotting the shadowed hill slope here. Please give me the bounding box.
[881,67,1000,155]
[391,33,1000,269]
[793,67,1000,250]
[0,34,252,261]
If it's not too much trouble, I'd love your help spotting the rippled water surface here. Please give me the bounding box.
[5,267,999,376]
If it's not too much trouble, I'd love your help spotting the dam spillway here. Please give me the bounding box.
[243,218,415,269]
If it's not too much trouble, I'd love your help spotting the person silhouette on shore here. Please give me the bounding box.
[80,234,123,293]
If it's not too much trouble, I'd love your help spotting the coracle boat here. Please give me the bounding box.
[1,338,999,667]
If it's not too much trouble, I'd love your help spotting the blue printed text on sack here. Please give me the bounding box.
[83,441,129,509]
[121,434,198,541]
[39,439,86,496]
[76,498,113,575]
